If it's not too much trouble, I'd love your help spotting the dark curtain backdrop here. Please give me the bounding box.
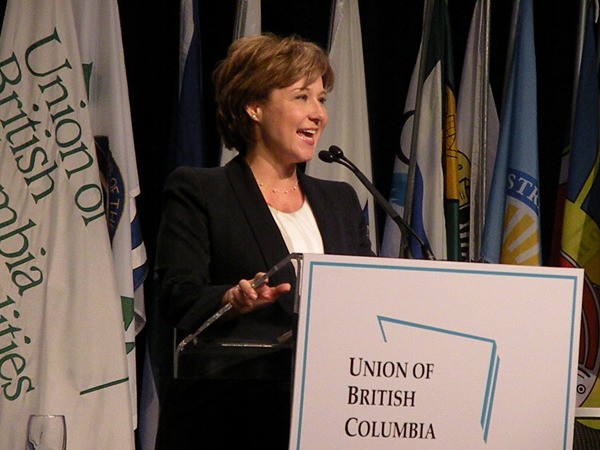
[117,2,580,418]
[116,0,579,274]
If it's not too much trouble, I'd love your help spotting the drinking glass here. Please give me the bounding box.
[26,415,66,450]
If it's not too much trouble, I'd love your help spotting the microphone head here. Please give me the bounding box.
[318,150,336,163]
[328,145,344,158]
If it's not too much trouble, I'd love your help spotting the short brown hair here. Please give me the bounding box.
[213,33,334,154]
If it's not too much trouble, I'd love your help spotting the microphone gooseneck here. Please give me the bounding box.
[319,145,436,260]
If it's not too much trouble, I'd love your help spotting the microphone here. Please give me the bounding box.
[318,145,435,260]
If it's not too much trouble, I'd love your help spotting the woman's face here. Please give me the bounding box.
[250,76,328,166]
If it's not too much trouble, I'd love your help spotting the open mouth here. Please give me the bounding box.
[298,129,317,142]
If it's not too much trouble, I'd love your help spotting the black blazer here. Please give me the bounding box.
[155,155,373,341]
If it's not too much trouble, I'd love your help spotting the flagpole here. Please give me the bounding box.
[500,0,521,115]
[571,0,588,140]
[328,0,337,51]
[233,0,248,39]
[403,0,435,257]
[475,0,492,262]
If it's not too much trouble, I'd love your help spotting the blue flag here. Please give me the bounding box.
[481,0,541,265]
[170,0,205,169]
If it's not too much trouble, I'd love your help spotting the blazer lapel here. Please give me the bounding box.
[299,170,337,254]
[225,156,297,299]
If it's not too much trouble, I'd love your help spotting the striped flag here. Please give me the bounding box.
[139,2,209,447]
[379,57,418,258]
[0,1,135,447]
[481,0,541,265]
[556,3,600,419]
[170,0,206,169]
[219,0,261,166]
[380,0,448,260]
[306,0,377,253]
[455,0,499,262]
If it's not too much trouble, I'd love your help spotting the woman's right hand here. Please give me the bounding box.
[222,273,291,315]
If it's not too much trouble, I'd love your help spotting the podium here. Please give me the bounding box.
[174,253,583,449]
[174,335,293,380]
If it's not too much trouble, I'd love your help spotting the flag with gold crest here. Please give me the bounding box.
[555,2,600,424]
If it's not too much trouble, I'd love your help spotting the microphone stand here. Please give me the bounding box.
[319,146,436,261]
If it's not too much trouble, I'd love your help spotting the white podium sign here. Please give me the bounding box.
[290,254,583,449]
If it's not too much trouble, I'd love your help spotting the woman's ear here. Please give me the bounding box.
[245,104,261,122]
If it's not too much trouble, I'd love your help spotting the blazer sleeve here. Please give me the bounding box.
[155,167,230,331]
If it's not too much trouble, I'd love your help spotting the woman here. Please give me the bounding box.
[155,33,373,449]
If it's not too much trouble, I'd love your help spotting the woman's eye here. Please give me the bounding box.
[319,97,327,104]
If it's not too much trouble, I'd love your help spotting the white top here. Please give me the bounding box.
[268,200,324,254]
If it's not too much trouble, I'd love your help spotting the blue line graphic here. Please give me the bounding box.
[378,315,498,442]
